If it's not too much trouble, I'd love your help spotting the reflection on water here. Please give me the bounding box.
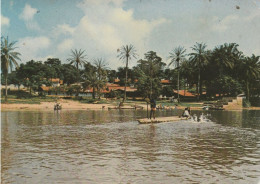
[1,110,260,184]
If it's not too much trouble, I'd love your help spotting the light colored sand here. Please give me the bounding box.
[1,99,148,111]
[1,99,259,111]
[1,99,109,111]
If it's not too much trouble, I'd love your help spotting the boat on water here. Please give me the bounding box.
[137,116,189,124]
[108,105,144,110]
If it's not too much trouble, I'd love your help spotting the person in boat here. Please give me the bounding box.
[181,107,190,118]
[150,98,156,119]
[54,102,62,110]
[188,107,191,115]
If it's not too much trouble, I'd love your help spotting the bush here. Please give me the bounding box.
[243,99,251,107]
[14,90,32,99]
[75,96,83,101]
[249,97,260,107]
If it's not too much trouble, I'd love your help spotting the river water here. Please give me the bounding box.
[1,109,260,184]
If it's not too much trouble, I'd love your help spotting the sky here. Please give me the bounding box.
[1,0,260,69]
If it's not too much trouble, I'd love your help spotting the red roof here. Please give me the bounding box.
[114,78,120,82]
[173,90,195,97]
[49,78,60,83]
[106,83,120,87]
[41,86,51,91]
[161,79,171,84]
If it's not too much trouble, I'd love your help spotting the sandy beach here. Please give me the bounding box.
[1,99,260,111]
[1,99,149,111]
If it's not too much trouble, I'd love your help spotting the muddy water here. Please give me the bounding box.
[1,110,260,184]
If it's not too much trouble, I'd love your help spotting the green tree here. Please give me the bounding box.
[117,44,137,101]
[168,46,186,102]
[116,67,135,86]
[44,58,63,79]
[240,54,260,101]
[17,60,53,95]
[135,69,162,99]
[60,64,80,85]
[107,70,117,83]
[6,71,23,90]
[206,75,242,97]
[93,58,108,99]
[1,37,21,102]
[189,42,209,100]
[135,51,165,99]
[67,49,87,84]
[212,43,241,76]
[82,69,99,99]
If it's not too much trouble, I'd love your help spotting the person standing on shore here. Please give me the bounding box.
[150,98,156,119]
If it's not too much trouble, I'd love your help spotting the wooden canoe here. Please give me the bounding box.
[137,116,189,124]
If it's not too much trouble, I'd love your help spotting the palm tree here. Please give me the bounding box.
[93,58,109,99]
[93,58,109,79]
[179,59,193,96]
[189,42,209,100]
[168,46,186,102]
[213,43,240,76]
[117,44,137,102]
[1,37,21,102]
[67,49,87,70]
[83,70,99,99]
[241,54,260,101]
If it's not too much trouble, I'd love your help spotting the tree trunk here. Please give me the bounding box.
[197,69,200,101]
[92,88,96,99]
[199,77,203,99]
[246,79,250,101]
[184,80,186,97]
[150,78,153,99]
[177,70,180,103]
[5,75,8,102]
[124,57,128,102]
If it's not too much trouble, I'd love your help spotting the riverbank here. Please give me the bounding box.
[1,99,260,111]
[1,99,112,111]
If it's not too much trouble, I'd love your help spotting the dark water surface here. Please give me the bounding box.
[1,109,260,184]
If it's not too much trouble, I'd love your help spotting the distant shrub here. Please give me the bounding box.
[249,97,260,107]
[243,99,251,107]
[14,91,32,99]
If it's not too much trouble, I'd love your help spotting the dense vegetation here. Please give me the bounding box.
[1,37,260,105]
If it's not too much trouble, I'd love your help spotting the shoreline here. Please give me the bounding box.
[1,99,260,111]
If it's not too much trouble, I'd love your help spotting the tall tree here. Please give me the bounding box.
[67,49,88,71]
[1,37,21,102]
[240,54,260,101]
[189,42,209,100]
[179,60,195,96]
[93,58,108,99]
[144,51,165,98]
[82,69,99,99]
[61,64,80,85]
[17,60,53,95]
[117,44,137,102]
[212,43,240,76]
[135,51,165,99]
[168,46,186,102]
[44,58,63,79]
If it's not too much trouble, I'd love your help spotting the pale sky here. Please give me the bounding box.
[1,0,260,69]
